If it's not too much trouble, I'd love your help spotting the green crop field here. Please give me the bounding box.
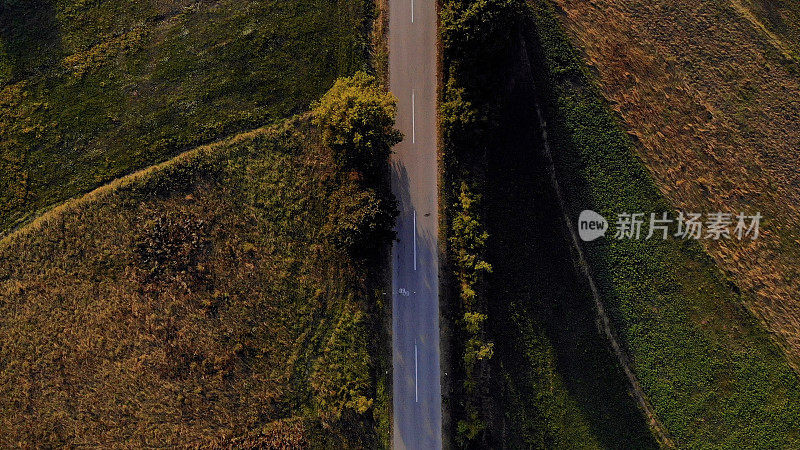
[440,0,658,446]
[482,66,658,449]
[527,1,800,446]
[0,0,372,232]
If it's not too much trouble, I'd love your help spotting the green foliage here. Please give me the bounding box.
[464,337,494,373]
[449,182,493,404]
[450,183,492,296]
[309,71,400,258]
[441,60,495,444]
[440,0,525,65]
[463,312,486,334]
[448,182,494,445]
[440,78,483,157]
[441,0,525,91]
[440,0,524,444]
[0,0,373,232]
[456,409,486,442]
[312,71,402,182]
[326,183,396,256]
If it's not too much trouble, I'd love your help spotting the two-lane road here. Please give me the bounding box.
[389,0,441,447]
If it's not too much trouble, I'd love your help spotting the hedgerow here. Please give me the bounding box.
[439,0,524,444]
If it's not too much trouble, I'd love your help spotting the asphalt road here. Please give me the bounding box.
[388,0,442,446]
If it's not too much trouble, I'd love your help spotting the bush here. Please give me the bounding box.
[441,0,525,89]
[312,71,402,183]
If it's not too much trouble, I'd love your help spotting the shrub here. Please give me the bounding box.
[135,211,211,282]
[312,71,402,182]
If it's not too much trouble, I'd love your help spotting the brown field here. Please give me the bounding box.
[550,0,800,364]
[0,118,388,446]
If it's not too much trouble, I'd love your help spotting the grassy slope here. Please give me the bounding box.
[0,118,388,447]
[738,0,800,57]
[527,1,800,447]
[0,0,371,232]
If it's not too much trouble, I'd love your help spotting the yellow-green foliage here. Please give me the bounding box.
[0,115,392,447]
[451,183,492,295]
[313,71,402,181]
[448,181,493,442]
[310,305,374,423]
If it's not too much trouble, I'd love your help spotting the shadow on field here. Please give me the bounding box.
[0,0,61,82]
[483,61,658,448]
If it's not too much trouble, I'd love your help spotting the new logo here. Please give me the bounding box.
[578,210,608,241]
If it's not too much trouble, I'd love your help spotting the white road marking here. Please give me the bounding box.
[413,210,417,271]
[411,0,414,23]
[412,90,416,144]
[415,340,418,403]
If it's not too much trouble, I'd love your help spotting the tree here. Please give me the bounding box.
[312,72,402,182]
[440,0,525,93]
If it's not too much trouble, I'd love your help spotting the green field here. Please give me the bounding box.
[441,0,800,447]
[483,66,658,449]
[441,0,658,447]
[527,1,800,446]
[0,0,372,232]
[0,1,395,445]
[0,112,393,446]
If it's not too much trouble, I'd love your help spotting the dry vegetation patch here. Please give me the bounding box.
[0,118,388,446]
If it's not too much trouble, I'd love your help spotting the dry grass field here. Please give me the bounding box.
[0,116,392,446]
[550,0,800,364]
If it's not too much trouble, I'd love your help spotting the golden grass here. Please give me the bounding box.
[0,117,385,446]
